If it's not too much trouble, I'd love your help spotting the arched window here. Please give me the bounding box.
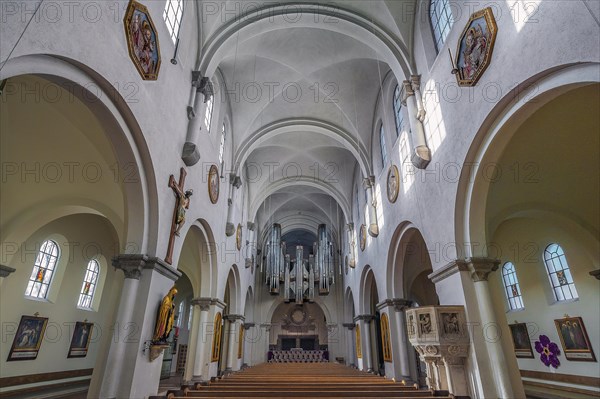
[430,0,454,52]
[163,0,184,44]
[501,262,524,310]
[379,123,388,168]
[176,300,184,328]
[25,240,60,299]
[219,123,226,165]
[544,243,578,301]
[77,260,100,309]
[393,85,403,137]
[187,304,194,330]
[204,94,214,133]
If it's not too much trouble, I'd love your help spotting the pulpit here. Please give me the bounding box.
[405,306,470,397]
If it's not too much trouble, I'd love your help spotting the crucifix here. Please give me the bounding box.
[165,167,193,265]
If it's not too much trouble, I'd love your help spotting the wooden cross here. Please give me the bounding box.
[165,168,191,264]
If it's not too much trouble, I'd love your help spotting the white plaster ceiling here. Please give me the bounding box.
[202,0,416,237]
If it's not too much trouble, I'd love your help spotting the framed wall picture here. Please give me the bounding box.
[236,223,242,251]
[7,315,48,361]
[554,316,597,362]
[387,165,400,203]
[454,7,498,87]
[68,322,94,358]
[124,0,161,80]
[509,323,534,358]
[208,164,220,204]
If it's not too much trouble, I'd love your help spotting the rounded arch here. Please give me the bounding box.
[242,286,255,322]
[455,63,600,257]
[249,176,351,224]
[176,219,217,297]
[265,297,333,324]
[358,265,380,315]
[0,54,158,255]
[235,118,372,177]
[224,264,242,315]
[344,287,356,322]
[197,3,413,82]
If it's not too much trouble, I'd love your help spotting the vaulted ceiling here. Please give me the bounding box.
[198,0,418,241]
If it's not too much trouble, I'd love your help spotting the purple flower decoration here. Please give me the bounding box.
[534,335,560,368]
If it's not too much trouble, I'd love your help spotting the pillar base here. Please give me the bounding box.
[182,142,201,166]
[368,223,379,237]
[411,145,431,169]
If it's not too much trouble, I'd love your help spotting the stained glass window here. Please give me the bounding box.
[25,240,60,299]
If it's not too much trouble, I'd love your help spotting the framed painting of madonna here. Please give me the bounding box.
[455,7,497,87]
[124,0,161,80]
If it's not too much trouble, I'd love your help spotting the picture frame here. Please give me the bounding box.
[124,0,161,80]
[508,323,534,358]
[554,316,597,362]
[454,7,498,87]
[387,165,400,203]
[7,315,48,361]
[68,322,94,358]
[236,223,243,251]
[208,164,220,204]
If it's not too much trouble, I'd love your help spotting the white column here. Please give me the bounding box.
[362,178,379,237]
[343,323,356,367]
[184,304,201,382]
[192,300,211,380]
[225,319,237,371]
[402,77,431,169]
[357,316,374,372]
[393,300,412,379]
[469,258,514,399]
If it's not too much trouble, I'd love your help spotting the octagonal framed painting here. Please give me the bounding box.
[124,0,161,80]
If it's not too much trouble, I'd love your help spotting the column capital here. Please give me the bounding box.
[362,176,374,190]
[191,297,226,310]
[354,314,375,324]
[401,80,415,105]
[243,322,255,330]
[428,259,468,284]
[112,254,181,281]
[589,269,600,280]
[224,314,245,322]
[260,323,272,331]
[0,264,16,278]
[467,257,500,282]
[342,323,356,330]
[377,298,413,312]
[246,221,256,231]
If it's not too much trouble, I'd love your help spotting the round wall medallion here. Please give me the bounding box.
[208,164,219,204]
[236,223,242,250]
[359,224,367,252]
[387,164,400,203]
[291,308,306,325]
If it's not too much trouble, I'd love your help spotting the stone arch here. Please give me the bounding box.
[234,118,372,177]
[197,3,413,82]
[176,219,218,298]
[455,63,600,258]
[0,54,157,255]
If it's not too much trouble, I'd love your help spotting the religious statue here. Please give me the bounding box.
[174,189,193,236]
[152,286,178,343]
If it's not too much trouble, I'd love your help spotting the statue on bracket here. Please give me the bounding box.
[153,286,178,343]
[124,0,161,80]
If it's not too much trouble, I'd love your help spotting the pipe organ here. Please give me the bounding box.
[265,224,335,304]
